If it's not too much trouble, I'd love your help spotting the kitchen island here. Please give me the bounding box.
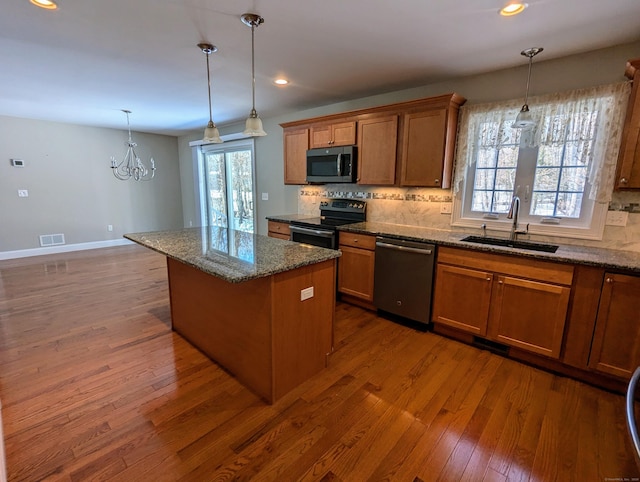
[125,227,340,403]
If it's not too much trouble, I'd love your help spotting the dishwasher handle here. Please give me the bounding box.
[375,241,432,255]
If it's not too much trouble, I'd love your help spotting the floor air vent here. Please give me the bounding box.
[472,336,509,356]
[39,233,65,247]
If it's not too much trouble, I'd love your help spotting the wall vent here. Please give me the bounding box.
[39,233,66,247]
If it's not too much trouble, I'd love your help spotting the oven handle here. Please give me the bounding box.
[289,225,335,238]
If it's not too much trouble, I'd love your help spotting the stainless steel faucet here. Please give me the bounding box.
[507,195,528,241]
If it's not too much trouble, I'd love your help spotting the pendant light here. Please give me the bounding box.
[110,110,156,181]
[241,13,267,137]
[512,47,543,129]
[198,43,223,143]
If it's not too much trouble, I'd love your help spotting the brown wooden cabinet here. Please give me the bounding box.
[357,115,398,185]
[310,121,356,148]
[589,273,640,378]
[615,58,640,189]
[280,93,466,186]
[267,220,291,240]
[337,232,376,303]
[283,128,309,185]
[433,247,573,359]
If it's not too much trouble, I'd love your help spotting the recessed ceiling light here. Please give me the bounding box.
[274,78,289,86]
[499,2,528,16]
[30,0,58,9]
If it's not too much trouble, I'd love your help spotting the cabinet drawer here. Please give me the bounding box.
[338,232,376,250]
[268,221,291,236]
[438,246,573,286]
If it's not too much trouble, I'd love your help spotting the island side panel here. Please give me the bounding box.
[166,258,274,402]
[271,259,336,401]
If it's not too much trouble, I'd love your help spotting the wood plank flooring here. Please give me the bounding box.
[0,245,638,481]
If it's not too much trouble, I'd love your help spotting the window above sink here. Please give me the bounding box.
[451,82,631,241]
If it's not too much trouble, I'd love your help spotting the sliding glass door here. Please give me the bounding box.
[200,139,256,233]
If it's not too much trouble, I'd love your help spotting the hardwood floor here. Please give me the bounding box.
[0,245,638,481]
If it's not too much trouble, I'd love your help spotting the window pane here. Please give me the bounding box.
[477,148,497,168]
[538,145,563,167]
[564,141,591,166]
[556,192,583,218]
[227,150,254,233]
[497,147,518,167]
[493,191,513,214]
[531,192,557,216]
[205,152,228,227]
[495,168,516,192]
[471,191,492,212]
[474,168,495,190]
[559,167,587,192]
[533,167,560,191]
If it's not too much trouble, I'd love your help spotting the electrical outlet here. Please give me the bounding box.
[261,192,269,201]
[440,202,452,214]
[606,210,628,226]
[107,225,113,232]
[300,286,314,301]
[17,189,28,197]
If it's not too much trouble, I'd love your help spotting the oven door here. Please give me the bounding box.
[289,225,336,249]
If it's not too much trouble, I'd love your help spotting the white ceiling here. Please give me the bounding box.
[1,0,639,136]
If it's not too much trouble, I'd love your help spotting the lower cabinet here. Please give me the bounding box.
[337,233,376,303]
[267,221,290,240]
[589,273,640,378]
[432,247,573,359]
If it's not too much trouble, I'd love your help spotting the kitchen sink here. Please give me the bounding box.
[461,235,559,253]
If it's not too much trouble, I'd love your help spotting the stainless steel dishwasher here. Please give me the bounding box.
[373,237,435,326]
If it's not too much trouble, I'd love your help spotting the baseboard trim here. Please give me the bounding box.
[0,239,134,260]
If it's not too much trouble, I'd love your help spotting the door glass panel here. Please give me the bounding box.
[201,140,255,233]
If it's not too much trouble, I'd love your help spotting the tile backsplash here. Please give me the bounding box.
[298,185,640,253]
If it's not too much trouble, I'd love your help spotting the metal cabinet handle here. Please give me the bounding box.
[434,179,440,184]
[486,277,491,281]
[498,280,504,284]
[606,277,614,284]
[620,177,629,184]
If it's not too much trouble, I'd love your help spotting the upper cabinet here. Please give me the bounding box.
[280,93,466,187]
[310,121,356,148]
[615,58,640,190]
[357,115,398,185]
[283,128,309,185]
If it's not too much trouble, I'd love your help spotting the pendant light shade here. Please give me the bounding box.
[199,42,223,143]
[241,13,267,137]
[512,47,543,129]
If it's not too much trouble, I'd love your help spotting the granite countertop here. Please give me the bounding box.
[339,221,640,274]
[125,226,340,283]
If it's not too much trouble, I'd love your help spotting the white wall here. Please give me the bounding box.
[0,116,183,253]
[179,41,640,237]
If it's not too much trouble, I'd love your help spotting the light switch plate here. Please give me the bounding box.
[18,189,29,197]
[261,192,269,201]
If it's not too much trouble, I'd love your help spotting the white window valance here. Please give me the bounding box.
[453,82,631,203]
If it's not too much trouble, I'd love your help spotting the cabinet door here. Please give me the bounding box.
[357,115,398,185]
[283,128,309,185]
[399,109,447,187]
[337,245,375,302]
[432,264,492,336]
[489,276,570,359]
[615,58,640,189]
[589,273,640,378]
[331,121,357,146]
[310,125,332,148]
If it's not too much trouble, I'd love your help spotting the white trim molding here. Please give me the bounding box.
[0,239,134,261]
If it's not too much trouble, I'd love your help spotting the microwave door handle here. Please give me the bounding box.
[336,153,342,176]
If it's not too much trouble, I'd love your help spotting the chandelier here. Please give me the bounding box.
[110,110,156,181]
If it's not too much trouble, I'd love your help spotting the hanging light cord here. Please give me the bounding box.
[206,50,213,124]
[523,54,533,107]
[125,110,134,145]
[250,22,257,115]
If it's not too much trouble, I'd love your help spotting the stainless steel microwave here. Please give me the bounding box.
[306,146,356,184]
